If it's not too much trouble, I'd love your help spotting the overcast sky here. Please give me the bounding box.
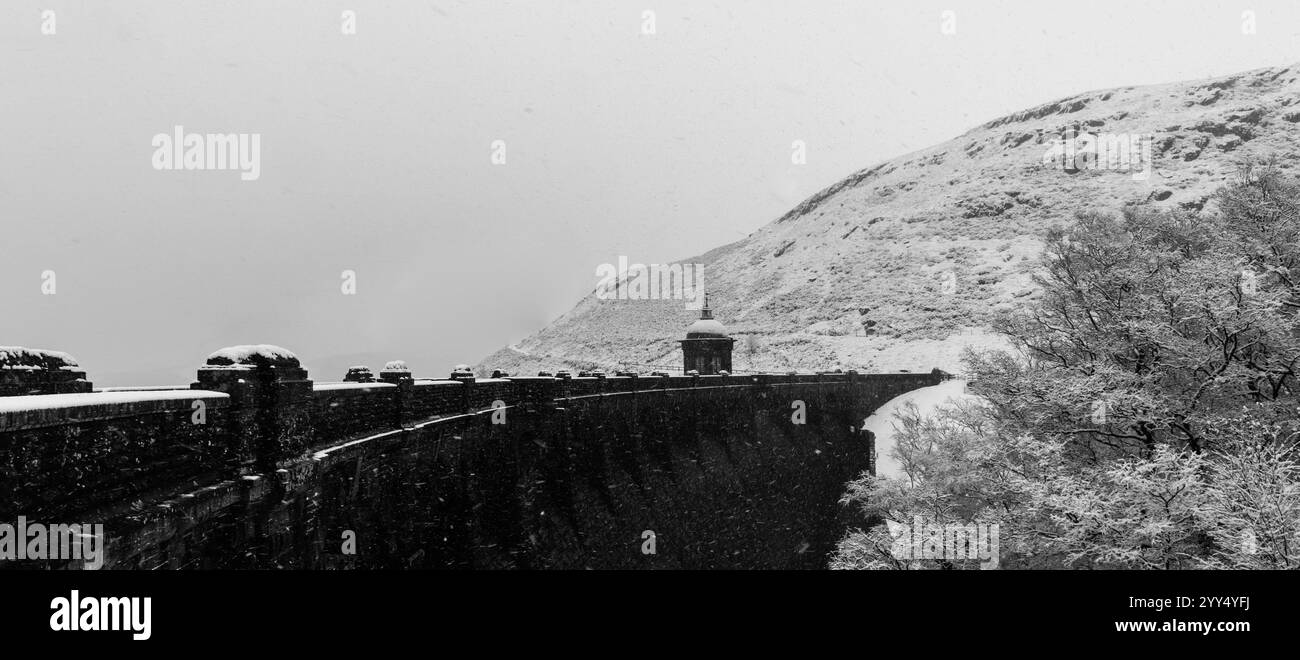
[2,0,1297,385]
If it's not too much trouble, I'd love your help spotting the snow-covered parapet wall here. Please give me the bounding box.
[0,346,80,370]
[343,365,376,383]
[0,346,92,396]
[205,344,301,369]
[0,341,951,549]
[379,360,413,384]
[196,344,309,389]
[193,344,315,471]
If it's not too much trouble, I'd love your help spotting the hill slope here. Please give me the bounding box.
[482,64,1300,376]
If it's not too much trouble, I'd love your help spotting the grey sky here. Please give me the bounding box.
[2,0,1297,385]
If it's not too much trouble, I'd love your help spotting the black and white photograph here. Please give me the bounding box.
[1,0,1296,646]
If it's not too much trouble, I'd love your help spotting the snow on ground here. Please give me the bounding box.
[862,378,979,480]
[482,65,1300,380]
[820,328,1011,375]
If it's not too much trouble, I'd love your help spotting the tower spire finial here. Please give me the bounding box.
[700,292,713,320]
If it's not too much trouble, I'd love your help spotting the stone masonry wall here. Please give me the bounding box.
[0,355,946,569]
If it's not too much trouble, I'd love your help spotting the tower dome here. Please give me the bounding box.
[678,295,735,375]
[686,316,728,338]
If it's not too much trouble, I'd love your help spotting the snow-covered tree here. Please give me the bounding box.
[835,165,1300,570]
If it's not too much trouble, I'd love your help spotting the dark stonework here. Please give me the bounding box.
[0,347,92,396]
[0,341,949,569]
[379,361,413,384]
[343,366,375,383]
[191,345,314,472]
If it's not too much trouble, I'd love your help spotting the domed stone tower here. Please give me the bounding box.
[678,295,735,375]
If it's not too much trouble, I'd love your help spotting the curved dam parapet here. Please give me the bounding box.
[0,351,947,569]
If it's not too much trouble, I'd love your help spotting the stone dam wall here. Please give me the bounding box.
[0,354,946,569]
